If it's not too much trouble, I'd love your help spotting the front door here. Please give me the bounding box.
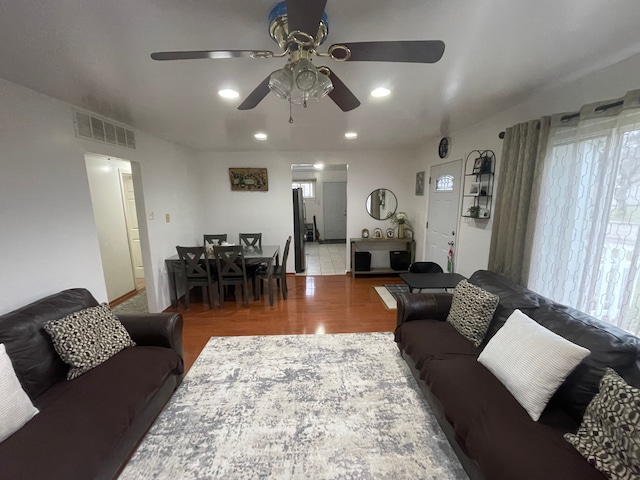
[426,160,462,271]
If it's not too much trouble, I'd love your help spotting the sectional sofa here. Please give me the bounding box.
[395,270,640,480]
[0,288,184,480]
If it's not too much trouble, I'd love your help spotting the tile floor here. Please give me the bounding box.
[300,242,346,276]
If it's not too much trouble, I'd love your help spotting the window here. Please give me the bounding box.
[436,174,454,191]
[528,107,640,335]
[292,180,315,199]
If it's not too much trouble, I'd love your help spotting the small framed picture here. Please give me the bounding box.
[373,228,383,239]
[386,228,395,238]
[361,228,370,238]
[415,171,425,196]
[472,157,484,173]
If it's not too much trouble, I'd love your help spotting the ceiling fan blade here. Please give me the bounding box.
[330,40,445,63]
[286,0,327,36]
[238,75,272,110]
[151,50,274,61]
[325,69,360,112]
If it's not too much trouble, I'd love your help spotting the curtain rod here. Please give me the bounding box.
[497,99,626,139]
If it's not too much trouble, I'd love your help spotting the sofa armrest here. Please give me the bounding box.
[396,292,453,328]
[117,313,184,368]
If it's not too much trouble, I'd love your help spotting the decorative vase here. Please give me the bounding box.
[398,223,405,239]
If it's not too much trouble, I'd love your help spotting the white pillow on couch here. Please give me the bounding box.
[0,343,39,442]
[478,309,590,421]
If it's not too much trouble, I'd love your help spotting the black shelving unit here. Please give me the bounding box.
[461,150,495,219]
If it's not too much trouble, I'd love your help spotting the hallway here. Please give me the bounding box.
[300,242,346,276]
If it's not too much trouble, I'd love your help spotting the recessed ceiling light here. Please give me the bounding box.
[254,132,268,140]
[313,163,324,170]
[371,87,391,98]
[218,89,239,99]
[344,132,358,139]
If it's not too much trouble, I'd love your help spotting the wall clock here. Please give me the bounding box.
[438,137,450,159]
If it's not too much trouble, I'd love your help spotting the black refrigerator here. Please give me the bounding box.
[292,188,306,273]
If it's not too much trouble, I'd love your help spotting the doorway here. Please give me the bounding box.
[291,164,348,275]
[85,154,145,303]
[426,160,462,271]
[323,182,347,241]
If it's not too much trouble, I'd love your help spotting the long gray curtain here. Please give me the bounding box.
[487,117,550,284]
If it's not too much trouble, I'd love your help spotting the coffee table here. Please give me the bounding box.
[399,272,466,291]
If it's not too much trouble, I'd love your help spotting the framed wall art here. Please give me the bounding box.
[229,168,269,191]
[415,171,425,196]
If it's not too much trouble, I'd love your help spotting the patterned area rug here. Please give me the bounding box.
[374,284,410,309]
[111,290,149,315]
[120,333,468,480]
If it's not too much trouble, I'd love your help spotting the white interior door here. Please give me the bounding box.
[426,160,462,271]
[323,182,347,240]
[120,171,145,283]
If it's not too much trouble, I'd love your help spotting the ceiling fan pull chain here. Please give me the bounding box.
[289,98,294,123]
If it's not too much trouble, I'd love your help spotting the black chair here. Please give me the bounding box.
[257,236,291,303]
[176,246,217,309]
[239,233,262,248]
[408,261,444,292]
[214,245,250,307]
[203,234,227,250]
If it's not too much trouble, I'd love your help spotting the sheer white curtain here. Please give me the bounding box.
[528,89,640,335]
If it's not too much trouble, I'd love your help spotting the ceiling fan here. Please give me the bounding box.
[151,0,445,113]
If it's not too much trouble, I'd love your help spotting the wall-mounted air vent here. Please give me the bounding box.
[73,111,136,150]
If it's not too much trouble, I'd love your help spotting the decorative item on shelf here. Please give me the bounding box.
[390,211,412,239]
[386,228,395,238]
[467,205,480,218]
[361,228,369,239]
[373,228,383,239]
[472,155,492,174]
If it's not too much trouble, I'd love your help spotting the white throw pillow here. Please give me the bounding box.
[478,309,590,421]
[0,343,39,442]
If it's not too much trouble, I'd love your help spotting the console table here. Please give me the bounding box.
[350,238,416,278]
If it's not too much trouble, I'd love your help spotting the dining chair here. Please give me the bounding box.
[257,236,291,303]
[214,245,250,307]
[176,246,217,309]
[408,261,444,292]
[203,234,227,249]
[239,233,262,248]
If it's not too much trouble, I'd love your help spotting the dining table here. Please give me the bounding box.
[165,245,280,308]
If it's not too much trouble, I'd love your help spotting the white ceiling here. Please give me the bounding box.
[1,0,639,152]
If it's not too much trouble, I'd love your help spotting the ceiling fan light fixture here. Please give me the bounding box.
[293,58,318,92]
[312,72,334,100]
[268,67,293,100]
[371,87,391,98]
[345,132,358,139]
[218,89,239,99]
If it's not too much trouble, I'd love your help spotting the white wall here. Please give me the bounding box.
[85,155,135,302]
[0,78,202,314]
[411,52,640,278]
[198,150,419,273]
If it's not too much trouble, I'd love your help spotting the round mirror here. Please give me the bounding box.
[366,188,398,220]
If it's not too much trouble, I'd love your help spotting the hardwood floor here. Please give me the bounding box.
[165,274,402,371]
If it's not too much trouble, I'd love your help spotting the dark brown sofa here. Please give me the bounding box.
[395,270,640,480]
[0,288,184,480]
